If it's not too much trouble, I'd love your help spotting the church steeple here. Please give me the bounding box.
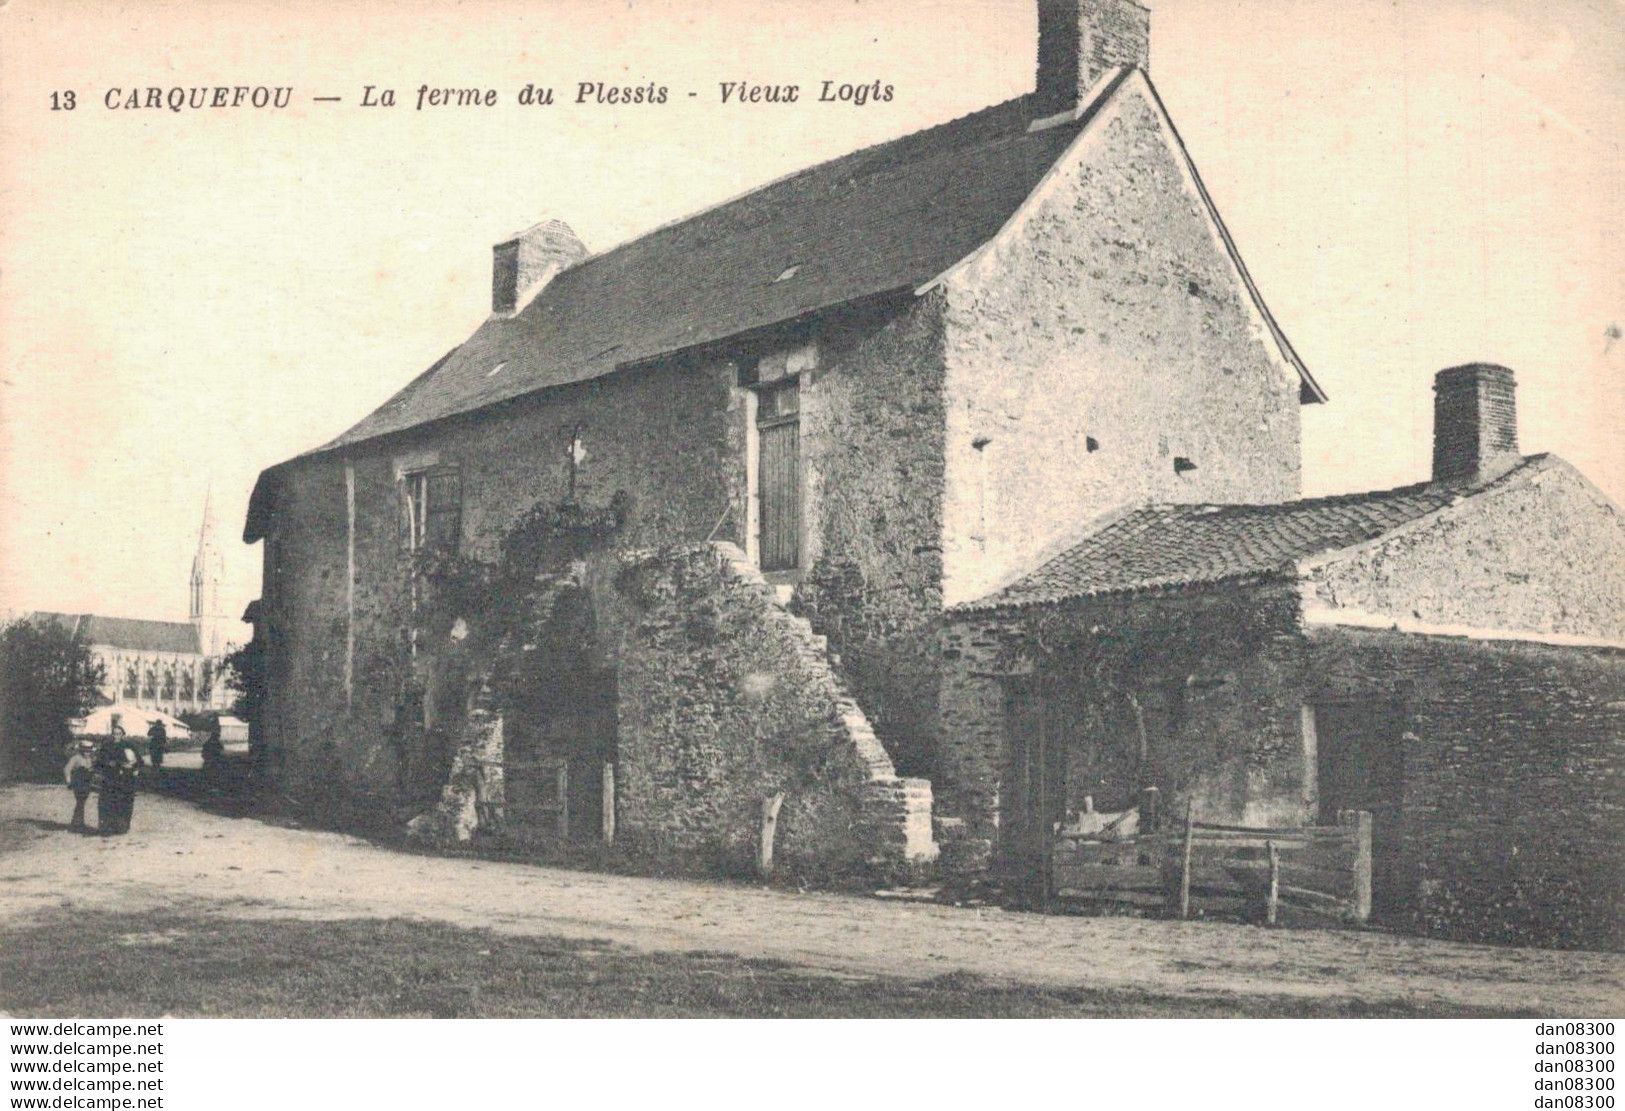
[189,486,228,657]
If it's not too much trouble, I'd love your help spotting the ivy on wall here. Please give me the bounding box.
[405,490,632,729]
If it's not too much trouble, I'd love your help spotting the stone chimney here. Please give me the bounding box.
[492,219,588,315]
[1432,363,1521,483]
[1034,0,1150,120]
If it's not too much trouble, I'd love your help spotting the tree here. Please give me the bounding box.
[0,618,105,781]
[221,638,264,725]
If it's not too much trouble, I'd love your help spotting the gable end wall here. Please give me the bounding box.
[940,79,1302,606]
[1307,462,1625,644]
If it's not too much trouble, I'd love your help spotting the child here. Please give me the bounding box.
[64,738,96,831]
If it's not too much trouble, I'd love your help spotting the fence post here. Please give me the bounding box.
[601,762,615,846]
[1265,840,1280,927]
[758,792,786,879]
[1177,799,1195,920]
[1342,809,1373,922]
[555,761,569,842]
[1139,786,1161,834]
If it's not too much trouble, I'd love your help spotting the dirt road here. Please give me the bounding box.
[2,784,1620,1014]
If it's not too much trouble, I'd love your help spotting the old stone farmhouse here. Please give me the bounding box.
[243,1,1623,944]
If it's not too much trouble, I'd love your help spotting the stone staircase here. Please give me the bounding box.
[714,545,939,873]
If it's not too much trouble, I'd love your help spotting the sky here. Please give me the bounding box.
[1,0,1620,635]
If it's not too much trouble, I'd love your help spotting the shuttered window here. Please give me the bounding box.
[756,380,800,572]
[403,466,463,554]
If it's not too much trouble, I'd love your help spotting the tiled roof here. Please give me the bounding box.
[306,68,1316,458]
[30,613,201,655]
[965,456,1553,609]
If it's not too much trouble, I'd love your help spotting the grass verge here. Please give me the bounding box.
[0,908,1522,1018]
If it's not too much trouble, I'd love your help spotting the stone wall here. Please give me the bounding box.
[1308,459,1625,644]
[941,583,1625,949]
[257,460,367,816]
[939,582,1308,878]
[257,356,741,819]
[1311,626,1625,950]
[798,296,950,779]
[940,76,1302,607]
[610,543,935,885]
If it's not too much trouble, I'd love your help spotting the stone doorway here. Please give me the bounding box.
[505,668,618,844]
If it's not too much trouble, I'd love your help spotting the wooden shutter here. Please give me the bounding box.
[424,468,462,553]
[402,467,462,554]
[757,382,800,572]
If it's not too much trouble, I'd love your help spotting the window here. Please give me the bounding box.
[403,466,463,554]
[123,664,139,700]
[160,666,176,701]
[755,379,800,572]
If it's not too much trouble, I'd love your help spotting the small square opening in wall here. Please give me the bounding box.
[1173,456,1197,474]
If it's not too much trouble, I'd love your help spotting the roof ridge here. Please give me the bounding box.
[1143,455,1550,514]
[534,96,1038,292]
[960,456,1558,611]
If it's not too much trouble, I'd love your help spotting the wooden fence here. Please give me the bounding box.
[1050,809,1373,925]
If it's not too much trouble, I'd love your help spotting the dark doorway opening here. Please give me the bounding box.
[506,668,618,844]
[1314,700,1407,919]
[1002,678,1070,897]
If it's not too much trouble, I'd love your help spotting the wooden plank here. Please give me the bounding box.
[1054,888,1166,908]
[1275,894,1356,920]
[1052,863,1164,890]
[1278,883,1351,911]
[1193,820,1351,838]
[1053,841,1146,861]
[1187,862,1252,887]
[1188,843,1275,865]
[1185,893,1250,916]
[1188,828,1353,846]
[1281,842,1359,870]
[1277,859,1354,889]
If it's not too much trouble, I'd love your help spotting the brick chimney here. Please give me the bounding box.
[492,219,587,315]
[1034,0,1150,120]
[1432,363,1521,483]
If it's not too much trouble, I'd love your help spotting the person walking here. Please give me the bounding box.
[95,723,143,835]
[63,738,96,831]
[145,719,168,789]
[201,718,225,794]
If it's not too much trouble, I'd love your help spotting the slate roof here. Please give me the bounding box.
[964,456,1554,609]
[316,88,1114,454]
[30,612,202,655]
[306,68,1317,458]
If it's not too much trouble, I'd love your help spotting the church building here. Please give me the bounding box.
[34,491,237,718]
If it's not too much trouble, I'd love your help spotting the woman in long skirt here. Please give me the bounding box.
[94,729,142,834]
